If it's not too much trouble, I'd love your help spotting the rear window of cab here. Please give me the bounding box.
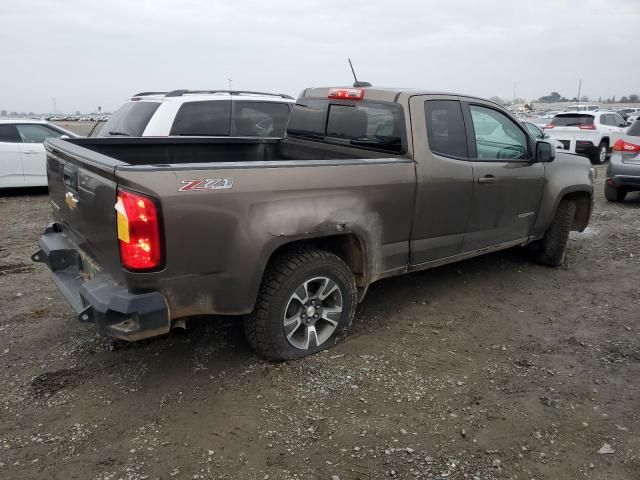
[287,99,406,154]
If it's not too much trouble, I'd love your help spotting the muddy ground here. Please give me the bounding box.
[0,164,639,480]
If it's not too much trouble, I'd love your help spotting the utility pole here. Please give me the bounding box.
[513,82,517,105]
[52,97,57,114]
[227,78,232,91]
[577,79,582,109]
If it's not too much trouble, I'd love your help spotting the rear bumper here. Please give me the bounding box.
[32,224,170,341]
[607,175,640,190]
[606,158,640,190]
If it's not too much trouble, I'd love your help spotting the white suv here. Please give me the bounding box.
[99,90,295,138]
[544,111,628,164]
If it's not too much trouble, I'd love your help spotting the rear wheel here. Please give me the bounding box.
[533,199,576,267]
[591,142,608,164]
[604,183,627,202]
[244,248,357,361]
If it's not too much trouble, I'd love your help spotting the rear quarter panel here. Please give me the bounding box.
[115,159,416,318]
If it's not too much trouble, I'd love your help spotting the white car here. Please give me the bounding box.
[0,120,77,188]
[544,111,628,164]
[627,113,640,124]
[99,90,295,138]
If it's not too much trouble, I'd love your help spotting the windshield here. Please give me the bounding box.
[99,101,160,137]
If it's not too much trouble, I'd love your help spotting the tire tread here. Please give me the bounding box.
[244,248,356,360]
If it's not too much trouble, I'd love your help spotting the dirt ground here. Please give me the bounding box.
[0,164,639,480]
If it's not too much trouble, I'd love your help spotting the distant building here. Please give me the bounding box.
[0,110,6,117]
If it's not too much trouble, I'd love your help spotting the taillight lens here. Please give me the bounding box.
[115,189,162,270]
[613,139,640,152]
[328,88,365,100]
[578,123,596,130]
[545,124,555,129]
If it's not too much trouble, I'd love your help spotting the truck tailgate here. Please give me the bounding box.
[45,138,126,280]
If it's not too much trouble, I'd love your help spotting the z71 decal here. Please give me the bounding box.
[178,178,234,192]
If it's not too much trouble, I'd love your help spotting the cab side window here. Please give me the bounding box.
[424,100,468,158]
[15,125,63,143]
[469,105,528,160]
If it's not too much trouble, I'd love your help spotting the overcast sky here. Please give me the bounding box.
[1,0,638,113]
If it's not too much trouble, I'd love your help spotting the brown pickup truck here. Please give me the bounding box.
[33,86,595,360]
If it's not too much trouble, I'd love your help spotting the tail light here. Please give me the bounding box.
[328,88,365,100]
[545,124,555,129]
[115,189,162,270]
[578,123,596,130]
[613,139,640,152]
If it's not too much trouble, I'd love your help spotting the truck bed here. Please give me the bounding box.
[42,136,416,326]
[58,136,399,166]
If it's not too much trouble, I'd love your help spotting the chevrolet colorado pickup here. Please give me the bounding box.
[33,86,595,360]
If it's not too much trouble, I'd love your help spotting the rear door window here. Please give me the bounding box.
[612,113,626,127]
[233,101,291,137]
[550,114,595,127]
[15,124,63,143]
[424,100,468,158]
[170,100,232,136]
[100,101,160,137]
[0,125,21,142]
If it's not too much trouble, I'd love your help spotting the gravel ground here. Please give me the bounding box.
[0,164,639,480]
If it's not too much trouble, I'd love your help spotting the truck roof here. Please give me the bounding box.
[300,86,502,107]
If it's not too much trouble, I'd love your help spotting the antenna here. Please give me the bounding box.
[347,58,371,88]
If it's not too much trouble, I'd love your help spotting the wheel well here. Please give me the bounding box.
[601,137,609,146]
[563,191,591,231]
[268,234,368,289]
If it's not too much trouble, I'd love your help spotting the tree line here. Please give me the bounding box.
[537,92,639,103]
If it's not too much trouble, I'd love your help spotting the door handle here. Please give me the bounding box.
[478,175,497,184]
[22,150,39,154]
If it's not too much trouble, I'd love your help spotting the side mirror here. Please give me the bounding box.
[536,140,555,162]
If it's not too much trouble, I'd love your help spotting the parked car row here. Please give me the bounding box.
[44,115,111,122]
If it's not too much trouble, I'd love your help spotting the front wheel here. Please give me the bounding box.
[604,183,627,202]
[533,199,576,267]
[244,249,357,361]
[591,142,608,164]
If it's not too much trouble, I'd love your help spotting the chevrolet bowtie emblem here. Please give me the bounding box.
[65,191,79,210]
